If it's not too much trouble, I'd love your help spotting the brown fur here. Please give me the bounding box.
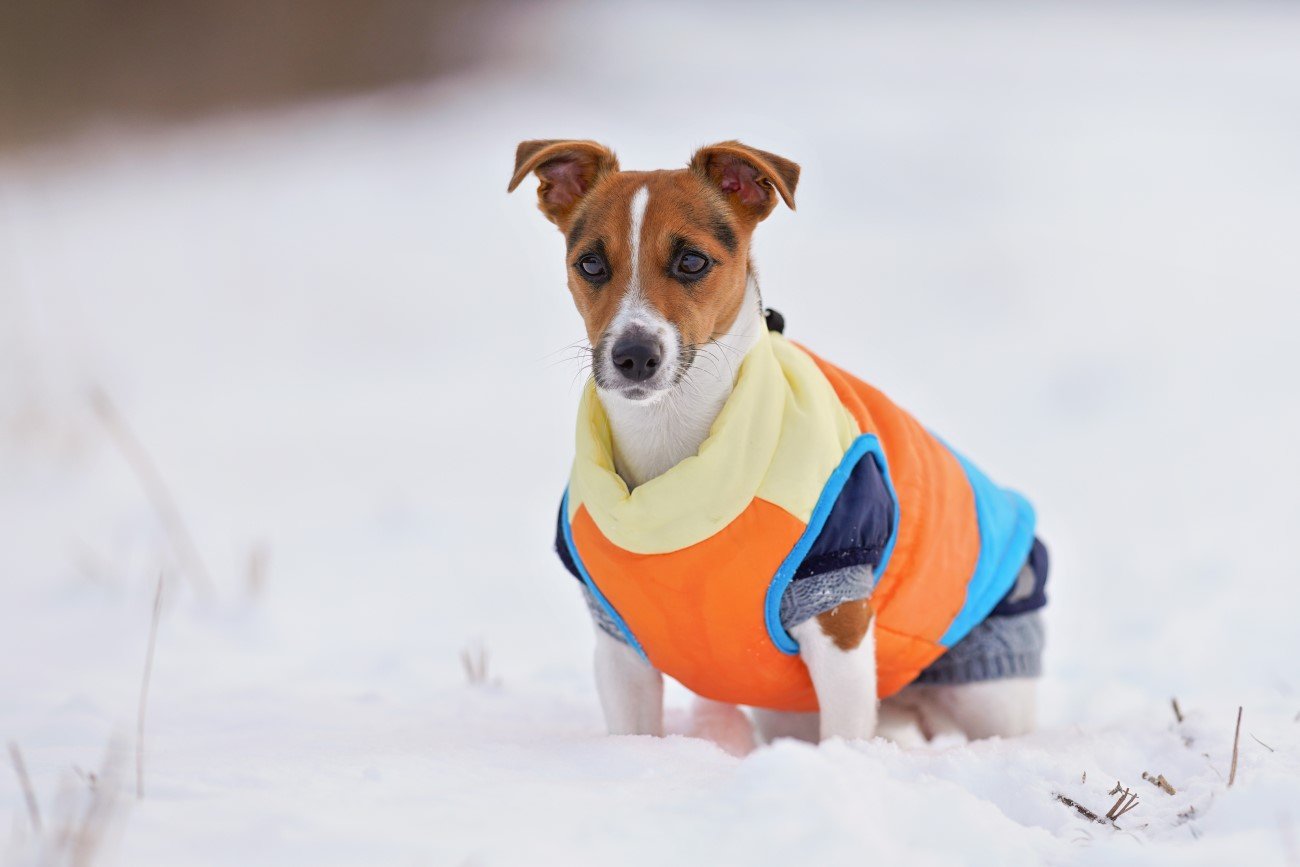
[509,140,800,357]
[507,140,620,225]
[815,598,875,651]
[690,141,800,222]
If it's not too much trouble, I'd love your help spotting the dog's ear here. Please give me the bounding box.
[508,140,619,226]
[690,141,799,223]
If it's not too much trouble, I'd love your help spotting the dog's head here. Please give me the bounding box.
[509,140,799,402]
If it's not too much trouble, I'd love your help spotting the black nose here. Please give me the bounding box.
[611,337,663,382]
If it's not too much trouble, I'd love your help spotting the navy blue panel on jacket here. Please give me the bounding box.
[793,451,894,582]
[988,537,1050,617]
[556,502,581,580]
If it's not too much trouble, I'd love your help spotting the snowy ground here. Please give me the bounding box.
[3,2,1300,865]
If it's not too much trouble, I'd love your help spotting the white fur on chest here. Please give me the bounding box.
[595,185,763,489]
[598,277,763,489]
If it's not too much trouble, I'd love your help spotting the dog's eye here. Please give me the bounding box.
[674,251,711,278]
[577,255,607,280]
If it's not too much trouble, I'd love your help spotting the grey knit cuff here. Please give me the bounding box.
[913,610,1045,685]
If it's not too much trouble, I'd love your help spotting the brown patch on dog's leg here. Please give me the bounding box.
[815,598,874,651]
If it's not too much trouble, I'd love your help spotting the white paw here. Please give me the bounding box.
[667,698,757,756]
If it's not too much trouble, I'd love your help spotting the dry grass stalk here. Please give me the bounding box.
[8,740,42,834]
[1171,697,1185,723]
[1142,771,1177,795]
[246,539,271,597]
[1113,795,1140,820]
[1056,787,1144,830]
[1055,795,1097,826]
[1105,782,1140,820]
[1251,733,1275,753]
[10,738,126,866]
[460,642,490,685]
[60,739,124,867]
[90,387,213,600]
[72,766,98,791]
[1229,706,1243,787]
[136,572,165,800]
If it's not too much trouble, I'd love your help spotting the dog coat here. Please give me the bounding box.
[556,328,1040,712]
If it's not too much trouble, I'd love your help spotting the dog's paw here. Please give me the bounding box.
[666,698,757,756]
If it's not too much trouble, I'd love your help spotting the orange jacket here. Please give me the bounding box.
[558,331,1036,711]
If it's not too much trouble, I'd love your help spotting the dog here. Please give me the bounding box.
[509,140,1047,743]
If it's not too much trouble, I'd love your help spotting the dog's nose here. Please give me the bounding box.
[611,337,663,382]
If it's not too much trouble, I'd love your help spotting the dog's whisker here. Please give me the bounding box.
[548,353,594,370]
[542,339,595,361]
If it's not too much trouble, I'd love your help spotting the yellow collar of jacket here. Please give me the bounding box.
[568,328,858,554]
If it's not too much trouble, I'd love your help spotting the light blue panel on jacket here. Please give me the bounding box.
[938,445,1037,649]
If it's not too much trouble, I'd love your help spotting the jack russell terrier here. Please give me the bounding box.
[509,140,1048,744]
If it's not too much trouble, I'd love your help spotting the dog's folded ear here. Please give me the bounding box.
[508,140,619,226]
[690,142,799,222]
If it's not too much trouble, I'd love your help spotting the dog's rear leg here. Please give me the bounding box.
[752,708,820,744]
[790,598,878,741]
[593,628,664,735]
[683,697,757,755]
[902,679,1037,740]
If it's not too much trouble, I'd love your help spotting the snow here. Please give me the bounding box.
[3,1,1300,864]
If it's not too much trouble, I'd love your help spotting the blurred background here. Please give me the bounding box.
[3,2,1300,865]
[0,0,495,150]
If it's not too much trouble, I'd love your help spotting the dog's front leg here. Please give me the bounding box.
[593,629,664,735]
[790,599,878,741]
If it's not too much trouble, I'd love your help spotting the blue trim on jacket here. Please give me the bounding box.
[558,489,648,661]
[937,446,1038,648]
[763,434,900,655]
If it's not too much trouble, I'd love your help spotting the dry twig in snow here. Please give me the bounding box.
[1142,771,1177,795]
[137,572,165,799]
[72,766,99,791]
[1105,783,1140,821]
[8,741,42,834]
[1171,697,1185,723]
[90,387,213,600]
[57,738,124,867]
[1054,794,1102,823]
[1229,706,1243,788]
[246,539,271,598]
[461,641,490,685]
